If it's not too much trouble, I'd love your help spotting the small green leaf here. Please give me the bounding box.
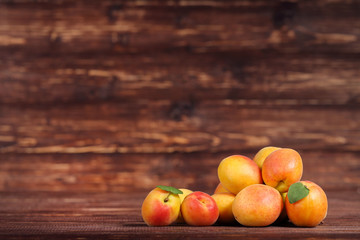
[157,185,183,195]
[288,182,310,204]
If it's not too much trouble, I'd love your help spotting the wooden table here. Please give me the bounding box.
[1,0,360,239]
[0,152,359,239]
[0,188,359,239]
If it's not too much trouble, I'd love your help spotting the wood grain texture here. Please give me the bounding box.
[0,102,359,154]
[0,0,359,54]
[0,151,359,193]
[0,0,360,238]
[0,0,359,155]
[1,51,360,105]
[0,190,359,239]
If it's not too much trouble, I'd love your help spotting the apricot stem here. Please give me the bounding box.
[275,180,287,193]
[164,192,171,202]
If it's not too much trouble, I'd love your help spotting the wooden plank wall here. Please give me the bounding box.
[0,0,359,193]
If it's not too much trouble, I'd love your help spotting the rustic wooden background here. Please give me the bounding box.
[0,0,359,238]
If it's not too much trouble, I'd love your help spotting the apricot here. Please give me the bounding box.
[211,193,236,224]
[141,187,181,226]
[285,181,328,227]
[262,148,303,193]
[232,184,283,227]
[218,155,263,195]
[177,188,193,222]
[181,191,219,226]
[253,146,281,169]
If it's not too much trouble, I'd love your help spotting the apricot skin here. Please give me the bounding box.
[141,187,181,226]
[177,188,193,222]
[262,148,303,193]
[232,184,283,227]
[253,146,281,169]
[285,181,328,227]
[212,193,236,224]
[218,155,263,195]
[181,191,219,226]
[214,183,230,194]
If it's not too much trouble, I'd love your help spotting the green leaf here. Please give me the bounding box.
[288,182,310,204]
[157,185,183,195]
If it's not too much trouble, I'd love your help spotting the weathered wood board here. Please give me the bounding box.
[0,0,360,238]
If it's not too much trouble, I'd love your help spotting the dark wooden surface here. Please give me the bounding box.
[1,0,360,239]
[0,187,359,240]
[0,151,359,239]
